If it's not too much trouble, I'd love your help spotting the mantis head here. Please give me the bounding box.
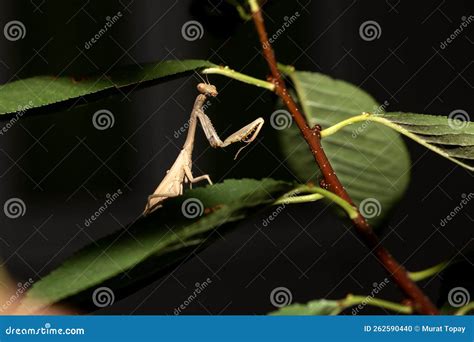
[197,83,218,97]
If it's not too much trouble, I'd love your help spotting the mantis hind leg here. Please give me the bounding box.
[184,165,213,186]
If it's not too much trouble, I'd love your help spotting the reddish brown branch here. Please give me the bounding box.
[250,4,438,315]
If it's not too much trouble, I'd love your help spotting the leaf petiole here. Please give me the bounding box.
[340,294,413,314]
[201,66,274,91]
[408,260,450,282]
[275,185,358,220]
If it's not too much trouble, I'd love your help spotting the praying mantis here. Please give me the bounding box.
[143,82,265,215]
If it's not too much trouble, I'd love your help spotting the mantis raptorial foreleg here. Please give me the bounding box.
[197,112,264,159]
[143,82,264,216]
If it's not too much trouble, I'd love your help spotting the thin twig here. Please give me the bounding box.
[247,0,438,315]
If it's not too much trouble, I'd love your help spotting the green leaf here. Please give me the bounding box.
[270,299,343,315]
[368,113,473,171]
[278,71,411,225]
[322,112,474,171]
[270,294,413,315]
[0,60,216,116]
[21,178,292,311]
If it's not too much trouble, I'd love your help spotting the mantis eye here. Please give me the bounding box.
[197,83,206,93]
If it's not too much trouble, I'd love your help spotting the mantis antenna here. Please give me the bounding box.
[193,70,207,84]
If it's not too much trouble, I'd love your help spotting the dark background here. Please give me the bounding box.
[0,0,472,314]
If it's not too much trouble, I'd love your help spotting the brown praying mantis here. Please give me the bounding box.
[143,82,265,216]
